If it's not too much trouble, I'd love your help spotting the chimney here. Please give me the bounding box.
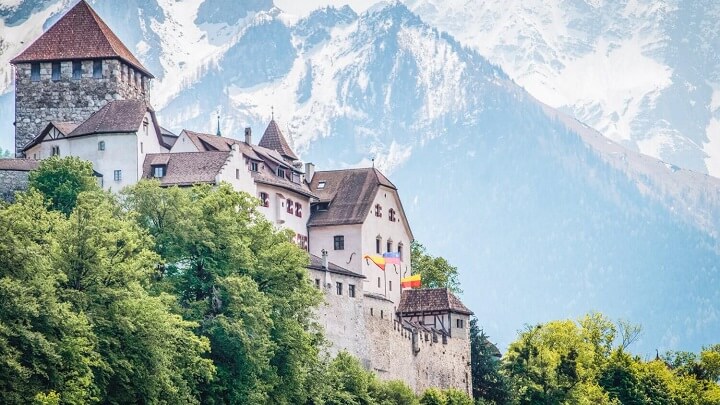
[305,162,315,183]
[321,249,328,270]
[244,127,252,144]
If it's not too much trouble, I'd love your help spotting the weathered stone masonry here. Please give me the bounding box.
[14,59,149,155]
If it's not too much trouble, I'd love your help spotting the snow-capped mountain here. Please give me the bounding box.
[1,0,719,354]
[405,0,720,176]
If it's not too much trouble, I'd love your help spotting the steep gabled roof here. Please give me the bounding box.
[258,119,298,160]
[21,121,79,152]
[11,0,153,77]
[142,151,230,186]
[69,100,149,137]
[397,288,473,316]
[306,167,398,227]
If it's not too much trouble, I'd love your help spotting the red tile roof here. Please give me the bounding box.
[69,100,149,137]
[306,167,397,227]
[258,119,298,160]
[11,0,153,77]
[0,159,40,171]
[142,151,230,186]
[397,288,473,315]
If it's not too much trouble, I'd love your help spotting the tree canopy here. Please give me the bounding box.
[410,241,462,293]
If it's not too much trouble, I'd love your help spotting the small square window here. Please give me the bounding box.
[98,141,105,151]
[317,181,326,189]
[93,60,102,78]
[72,61,82,79]
[51,62,61,81]
[51,145,60,156]
[349,284,355,298]
[114,170,122,182]
[31,63,40,81]
[336,282,343,296]
[333,235,344,250]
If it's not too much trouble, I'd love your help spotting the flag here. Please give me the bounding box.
[364,255,386,271]
[401,274,421,288]
[382,251,402,265]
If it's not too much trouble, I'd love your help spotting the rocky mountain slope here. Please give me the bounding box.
[405,0,720,176]
[1,0,719,353]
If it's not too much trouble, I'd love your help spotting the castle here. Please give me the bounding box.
[0,1,473,394]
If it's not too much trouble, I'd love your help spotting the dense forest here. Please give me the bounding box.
[0,157,718,404]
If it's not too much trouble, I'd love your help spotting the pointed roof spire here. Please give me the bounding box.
[11,0,153,77]
[258,118,298,161]
[216,111,221,136]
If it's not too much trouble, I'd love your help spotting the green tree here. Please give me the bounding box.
[123,181,323,403]
[28,156,99,215]
[0,191,97,404]
[469,317,509,404]
[410,241,462,293]
[370,379,419,405]
[419,388,446,405]
[55,190,214,403]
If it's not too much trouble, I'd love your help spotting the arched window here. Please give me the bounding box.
[376,235,382,254]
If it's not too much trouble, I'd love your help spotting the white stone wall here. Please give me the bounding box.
[215,145,257,195]
[169,131,200,152]
[308,223,364,275]
[308,268,370,366]
[360,186,414,304]
[256,184,311,243]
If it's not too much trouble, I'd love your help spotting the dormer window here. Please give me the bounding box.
[317,181,326,189]
[375,204,382,218]
[250,162,259,172]
[259,192,269,207]
[152,165,166,178]
[98,141,105,151]
[315,202,329,212]
[51,62,61,81]
[389,208,396,222]
[277,167,286,178]
[31,63,40,81]
[93,60,102,78]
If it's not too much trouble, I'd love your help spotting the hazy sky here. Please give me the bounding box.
[273,0,376,16]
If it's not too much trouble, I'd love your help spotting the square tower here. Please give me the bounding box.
[10,0,153,156]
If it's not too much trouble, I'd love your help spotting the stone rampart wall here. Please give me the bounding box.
[13,59,149,154]
[0,170,30,202]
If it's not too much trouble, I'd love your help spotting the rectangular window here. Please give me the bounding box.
[277,167,285,178]
[349,284,355,298]
[259,192,269,207]
[317,181,326,189]
[250,161,258,171]
[51,145,60,156]
[398,244,403,261]
[93,60,102,78]
[381,310,384,319]
[376,238,381,254]
[333,235,344,250]
[456,319,464,328]
[295,202,302,217]
[51,62,61,81]
[377,277,381,288]
[389,280,392,291]
[114,170,122,182]
[143,118,149,135]
[152,165,165,178]
[98,141,105,151]
[286,199,293,214]
[336,282,342,296]
[72,61,82,79]
[140,142,144,154]
[235,168,240,179]
[387,240,392,253]
[31,63,40,81]
[315,279,320,289]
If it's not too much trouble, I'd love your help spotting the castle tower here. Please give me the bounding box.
[10,0,153,156]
